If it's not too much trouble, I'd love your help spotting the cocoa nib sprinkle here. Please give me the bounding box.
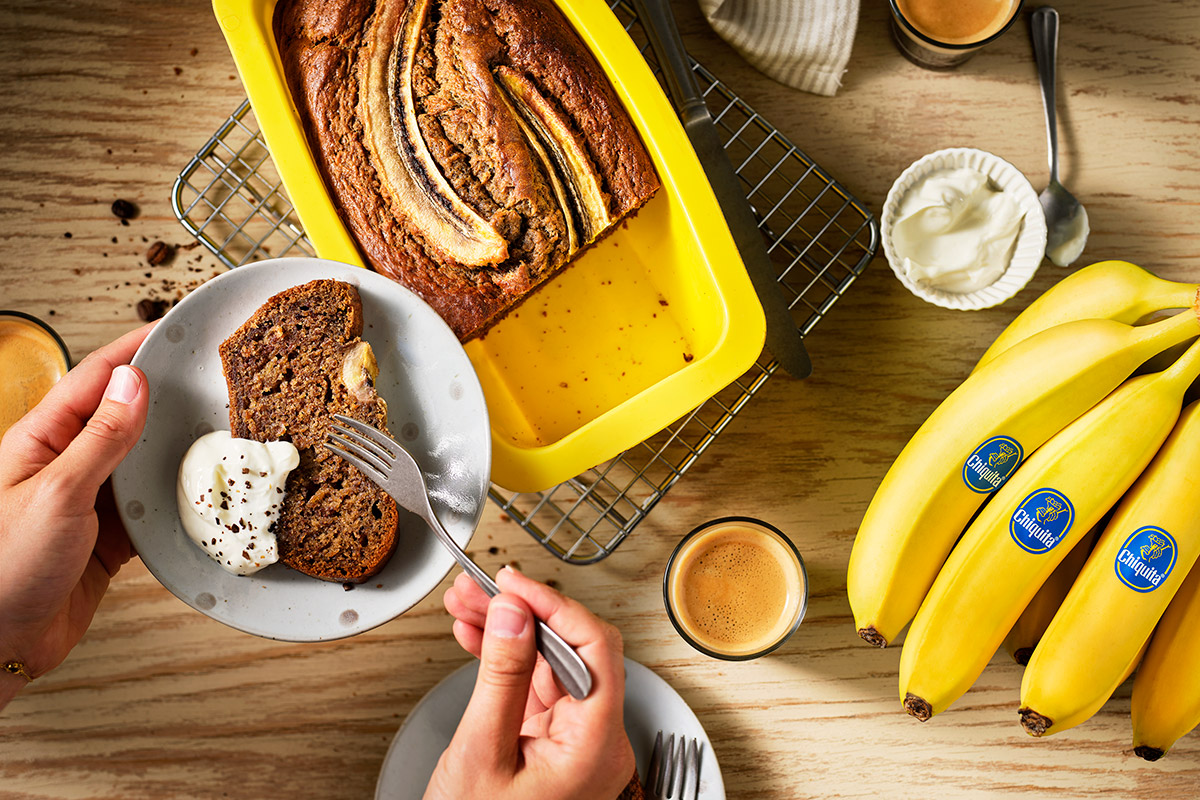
[146,241,173,266]
[111,199,138,220]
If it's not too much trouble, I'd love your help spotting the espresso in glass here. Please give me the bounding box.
[664,518,807,660]
[0,312,70,437]
[889,0,1023,69]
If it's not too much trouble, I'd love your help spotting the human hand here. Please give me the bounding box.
[425,567,635,800]
[0,324,153,708]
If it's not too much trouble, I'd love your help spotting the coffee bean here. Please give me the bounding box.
[111,199,137,219]
[136,298,169,321]
[146,241,173,266]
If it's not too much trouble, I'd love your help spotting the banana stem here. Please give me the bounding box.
[1136,303,1200,351]
[1137,283,1200,322]
[1160,334,1200,390]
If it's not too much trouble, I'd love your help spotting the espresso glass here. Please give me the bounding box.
[0,310,72,436]
[889,0,1024,70]
[663,516,808,661]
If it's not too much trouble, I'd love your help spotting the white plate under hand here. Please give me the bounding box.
[375,658,725,799]
[111,257,491,641]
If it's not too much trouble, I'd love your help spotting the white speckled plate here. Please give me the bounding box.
[375,658,725,799]
[112,258,490,641]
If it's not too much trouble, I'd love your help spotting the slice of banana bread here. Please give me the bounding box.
[617,771,646,800]
[219,279,399,583]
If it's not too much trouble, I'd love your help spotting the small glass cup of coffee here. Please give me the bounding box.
[663,517,808,661]
[888,0,1024,70]
[0,310,71,437]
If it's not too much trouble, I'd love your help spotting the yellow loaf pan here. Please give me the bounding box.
[213,0,765,492]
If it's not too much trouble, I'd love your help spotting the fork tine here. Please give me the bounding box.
[326,440,389,481]
[684,738,702,800]
[662,734,676,798]
[330,422,394,465]
[674,734,690,799]
[647,731,663,798]
[332,413,397,455]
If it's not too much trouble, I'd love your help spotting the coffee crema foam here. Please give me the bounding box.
[669,525,804,657]
[895,0,1016,45]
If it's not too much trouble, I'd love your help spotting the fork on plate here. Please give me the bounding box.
[646,730,702,800]
[325,414,593,700]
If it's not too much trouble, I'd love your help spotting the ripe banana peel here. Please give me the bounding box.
[899,337,1200,722]
[1002,523,1100,665]
[1019,400,1200,737]
[1130,443,1200,760]
[848,305,1200,648]
[975,261,1198,372]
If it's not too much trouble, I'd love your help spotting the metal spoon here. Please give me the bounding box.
[1031,6,1088,267]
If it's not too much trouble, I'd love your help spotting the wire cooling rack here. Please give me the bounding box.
[172,0,878,564]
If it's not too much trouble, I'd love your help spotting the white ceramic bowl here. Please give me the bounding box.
[111,258,491,641]
[881,147,1047,311]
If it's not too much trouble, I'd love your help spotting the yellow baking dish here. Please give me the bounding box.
[213,0,765,492]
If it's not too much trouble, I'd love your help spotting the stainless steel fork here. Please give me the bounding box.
[646,730,702,800]
[326,414,593,700]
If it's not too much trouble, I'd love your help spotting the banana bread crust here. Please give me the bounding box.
[219,279,400,583]
[275,0,660,341]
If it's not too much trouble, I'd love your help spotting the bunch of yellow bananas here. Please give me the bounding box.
[847,260,1200,756]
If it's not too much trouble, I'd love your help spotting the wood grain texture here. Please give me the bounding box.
[2,0,1199,798]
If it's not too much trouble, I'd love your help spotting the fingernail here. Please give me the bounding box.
[104,365,140,404]
[487,602,528,639]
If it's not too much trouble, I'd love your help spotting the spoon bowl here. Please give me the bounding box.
[1039,180,1089,268]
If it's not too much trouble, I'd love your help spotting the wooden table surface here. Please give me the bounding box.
[3,1,1199,797]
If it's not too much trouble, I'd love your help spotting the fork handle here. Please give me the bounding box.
[424,510,594,700]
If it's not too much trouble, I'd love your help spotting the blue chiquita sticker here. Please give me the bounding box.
[1010,488,1074,554]
[1115,526,1178,593]
[962,436,1024,494]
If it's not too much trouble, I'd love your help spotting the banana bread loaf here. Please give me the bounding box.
[275,0,660,341]
[219,279,399,583]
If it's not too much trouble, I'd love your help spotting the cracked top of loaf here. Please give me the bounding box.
[275,0,661,341]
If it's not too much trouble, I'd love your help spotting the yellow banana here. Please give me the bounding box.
[1002,523,1100,665]
[975,261,1198,371]
[1019,401,1200,736]
[1132,538,1200,760]
[849,305,1200,648]
[899,337,1200,721]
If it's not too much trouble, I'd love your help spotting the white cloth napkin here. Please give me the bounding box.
[698,0,861,96]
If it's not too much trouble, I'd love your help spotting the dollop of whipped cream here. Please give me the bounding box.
[176,430,299,576]
[893,167,1023,293]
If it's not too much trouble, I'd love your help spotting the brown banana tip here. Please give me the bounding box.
[858,627,889,648]
[1019,707,1051,737]
[903,693,932,722]
[1134,745,1165,762]
[1013,647,1033,666]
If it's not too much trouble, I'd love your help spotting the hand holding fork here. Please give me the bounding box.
[326,414,592,700]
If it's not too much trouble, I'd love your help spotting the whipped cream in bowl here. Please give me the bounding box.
[892,167,1023,294]
[176,430,299,576]
[882,148,1047,311]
